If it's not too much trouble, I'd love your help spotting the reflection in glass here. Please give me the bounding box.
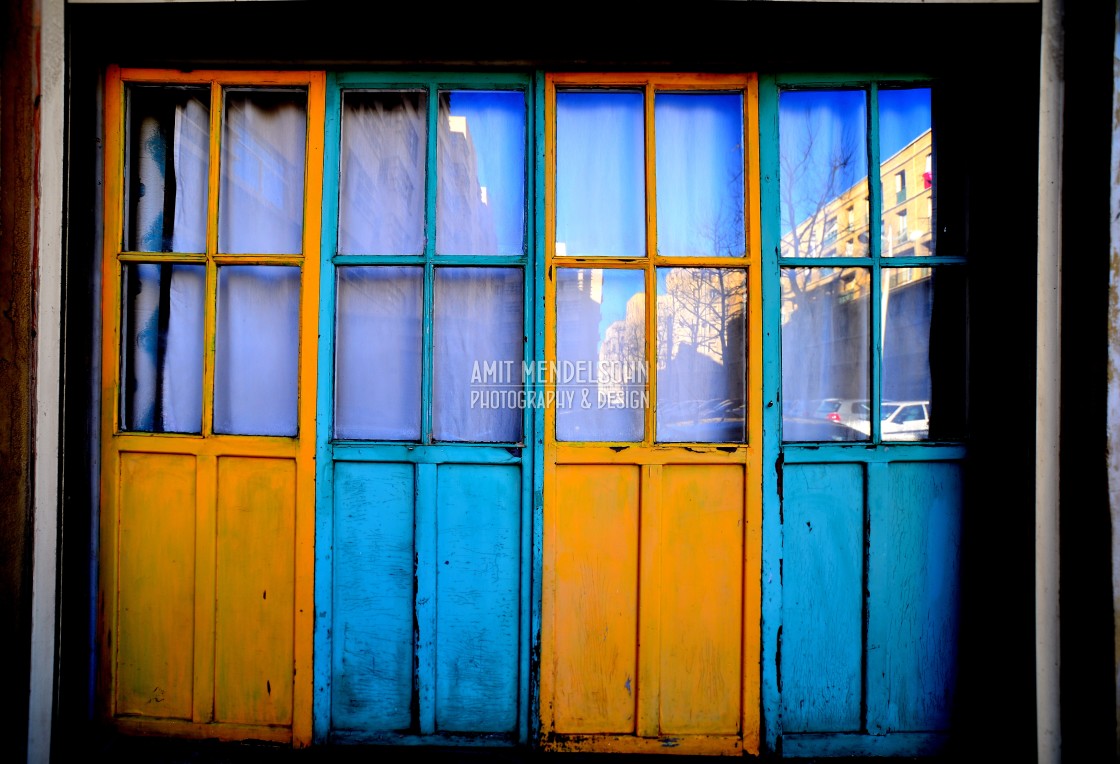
[880,89,933,257]
[781,266,870,442]
[437,91,525,255]
[339,91,427,255]
[120,263,205,433]
[434,268,523,442]
[779,90,868,259]
[883,266,966,441]
[656,268,747,442]
[556,268,646,441]
[125,86,210,253]
[555,92,645,257]
[214,266,300,435]
[335,267,422,440]
[656,94,745,258]
[219,89,307,254]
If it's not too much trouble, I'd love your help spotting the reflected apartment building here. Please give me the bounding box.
[780,128,939,425]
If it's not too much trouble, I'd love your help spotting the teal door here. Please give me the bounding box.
[761,78,968,758]
[313,73,537,745]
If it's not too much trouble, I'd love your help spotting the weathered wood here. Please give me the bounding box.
[867,461,962,733]
[780,463,863,733]
[331,461,415,732]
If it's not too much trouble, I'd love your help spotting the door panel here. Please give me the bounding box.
[434,464,521,732]
[550,464,640,734]
[331,461,415,731]
[659,464,743,736]
[780,464,864,734]
[867,461,962,733]
[214,456,296,726]
[115,452,197,719]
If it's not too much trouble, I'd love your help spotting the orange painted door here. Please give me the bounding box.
[539,74,762,755]
[97,68,324,746]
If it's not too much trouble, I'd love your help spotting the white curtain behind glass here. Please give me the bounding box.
[335,267,423,440]
[214,266,301,436]
[338,91,426,255]
[126,96,208,432]
[433,268,523,442]
[218,90,307,254]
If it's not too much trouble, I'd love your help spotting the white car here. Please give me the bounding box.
[811,397,872,426]
[848,400,930,440]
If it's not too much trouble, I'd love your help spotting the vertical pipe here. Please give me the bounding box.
[1037,0,1064,762]
[28,0,65,761]
[1107,3,1120,758]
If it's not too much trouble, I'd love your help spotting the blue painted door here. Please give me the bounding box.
[314,73,536,745]
[760,78,969,758]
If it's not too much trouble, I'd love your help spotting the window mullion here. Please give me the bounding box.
[645,83,657,446]
[421,82,438,444]
[202,81,222,437]
[868,83,883,441]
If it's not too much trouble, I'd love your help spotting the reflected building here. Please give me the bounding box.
[781,128,937,423]
[657,268,747,407]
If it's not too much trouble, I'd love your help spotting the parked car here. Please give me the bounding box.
[782,415,868,442]
[812,397,872,426]
[847,400,930,440]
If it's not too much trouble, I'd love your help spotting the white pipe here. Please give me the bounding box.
[27,0,65,762]
[1108,3,1120,757]
[1037,0,1063,762]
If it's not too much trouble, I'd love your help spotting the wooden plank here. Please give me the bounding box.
[780,463,863,733]
[659,464,743,735]
[539,733,742,755]
[416,462,437,734]
[782,731,949,758]
[553,444,747,465]
[293,69,325,748]
[434,464,521,733]
[331,461,415,733]
[782,443,968,464]
[313,71,342,744]
[213,456,296,727]
[866,461,962,733]
[115,452,197,720]
[551,464,639,734]
[636,465,661,737]
[192,453,217,723]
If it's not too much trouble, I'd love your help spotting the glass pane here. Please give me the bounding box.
[339,91,428,255]
[437,91,525,255]
[214,266,300,435]
[781,266,870,442]
[656,268,746,442]
[334,266,423,440]
[433,268,524,442]
[556,268,646,441]
[120,263,205,433]
[880,88,933,257]
[883,266,966,440]
[555,91,645,257]
[779,90,868,259]
[124,86,209,253]
[656,93,745,258]
[219,89,307,254]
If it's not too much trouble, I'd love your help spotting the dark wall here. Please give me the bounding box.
[2,0,39,761]
[58,2,1061,759]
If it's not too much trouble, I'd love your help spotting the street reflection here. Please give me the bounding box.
[555,268,645,442]
[779,87,960,442]
[656,268,746,442]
